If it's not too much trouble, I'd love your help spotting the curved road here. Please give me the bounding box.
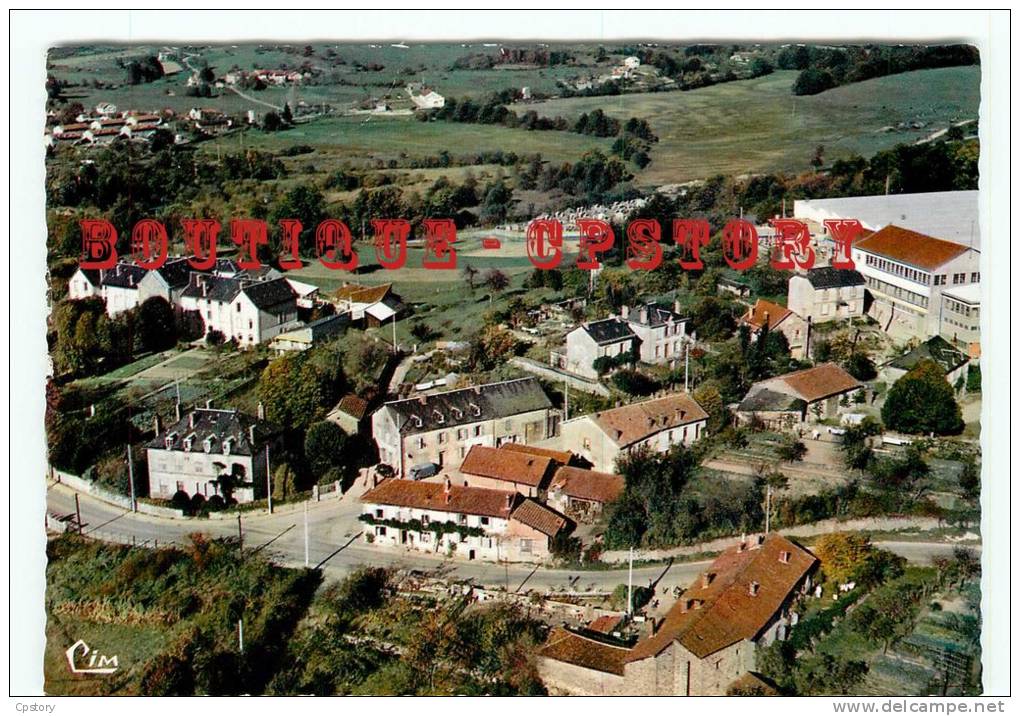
[45,482,977,596]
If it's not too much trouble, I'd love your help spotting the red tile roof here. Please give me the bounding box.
[538,627,631,676]
[588,614,624,634]
[591,393,709,448]
[741,299,793,331]
[361,478,516,518]
[460,445,554,488]
[626,534,816,661]
[550,466,625,505]
[333,282,393,305]
[509,498,568,537]
[855,225,972,271]
[337,394,369,420]
[768,362,862,403]
[499,442,574,465]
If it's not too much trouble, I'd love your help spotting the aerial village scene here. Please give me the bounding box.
[42,39,983,696]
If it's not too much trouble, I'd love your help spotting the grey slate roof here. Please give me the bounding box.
[802,267,865,290]
[100,264,148,289]
[886,336,969,375]
[242,278,297,311]
[147,408,271,456]
[583,317,637,345]
[182,274,243,302]
[381,377,553,435]
[626,302,688,327]
[150,257,194,288]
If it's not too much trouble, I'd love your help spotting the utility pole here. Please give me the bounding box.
[684,341,690,392]
[265,446,273,514]
[74,493,82,534]
[563,379,569,421]
[237,619,244,653]
[127,444,137,512]
[237,514,243,553]
[765,483,772,534]
[627,547,634,616]
[304,501,310,567]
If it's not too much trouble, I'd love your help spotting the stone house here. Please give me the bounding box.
[547,465,625,523]
[881,335,970,390]
[537,534,818,695]
[787,267,866,325]
[359,478,570,562]
[739,299,807,360]
[458,445,556,498]
[561,393,708,473]
[371,377,559,478]
[146,407,275,504]
[620,301,689,364]
[736,362,863,427]
[558,318,638,379]
[327,394,371,435]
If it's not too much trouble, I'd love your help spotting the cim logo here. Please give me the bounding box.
[65,639,119,675]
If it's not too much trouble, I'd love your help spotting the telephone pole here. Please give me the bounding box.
[237,514,243,553]
[127,444,137,512]
[684,341,690,392]
[74,493,82,534]
[765,483,772,534]
[265,446,273,514]
[304,501,310,567]
[627,547,634,616]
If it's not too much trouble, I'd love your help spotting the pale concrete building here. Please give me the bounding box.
[938,283,981,356]
[562,393,708,473]
[851,225,980,339]
[537,534,817,695]
[371,377,558,478]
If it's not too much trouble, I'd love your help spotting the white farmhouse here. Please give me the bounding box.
[559,318,638,380]
[179,274,300,347]
[787,267,866,324]
[620,301,689,364]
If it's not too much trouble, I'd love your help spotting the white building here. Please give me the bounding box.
[179,274,300,347]
[851,225,980,338]
[557,318,638,380]
[620,301,689,364]
[360,478,569,562]
[146,407,274,504]
[938,283,981,355]
[793,190,980,248]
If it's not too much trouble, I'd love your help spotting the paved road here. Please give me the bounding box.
[46,482,978,595]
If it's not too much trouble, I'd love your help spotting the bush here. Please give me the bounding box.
[170,490,191,513]
[611,369,659,396]
[190,493,206,513]
[206,495,226,512]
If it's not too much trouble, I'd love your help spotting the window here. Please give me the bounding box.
[457,428,467,440]
[480,516,490,526]
[375,508,383,518]
[520,539,533,554]
[971,272,980,282]
[934,275,946,286]
[582,437,592,450]
[236,303,241,312]
[473,425,482,437]
[417,437,426,449]
[953,273,965,285]
[376,526,387,537]
[438,432,447,445]
[458,514,467,525]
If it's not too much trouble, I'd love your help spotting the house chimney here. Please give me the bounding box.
[639,307,648,324]
[702,572,713,589]
[674,298,682,315]
[779,551,791,564]
[206,399,212,409]
[505,493,513,509]
[257,401,265,420]
[444,477,452,494]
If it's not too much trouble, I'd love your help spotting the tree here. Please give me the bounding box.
[137,297,178,352]
[811,145,825,171]
[462,264,479,291]
[263,111,283,132]
[882,359,964,435]
[484,268,510,292]
[272,463,299,500]
[282,103,294,125]
[692,384,727,433]
[775,435,807,464]
[792,67,836,96]
[304,420,348,478]
[814,532,878,585]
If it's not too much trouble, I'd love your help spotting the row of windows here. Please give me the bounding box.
[942,316,979,331]
[653,341,683,358]
[944,298,980,318]
[373,508,492,528]
[866,277,929,309]
[865,254,930,285]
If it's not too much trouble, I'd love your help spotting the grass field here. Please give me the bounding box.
[527,67,980,185]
